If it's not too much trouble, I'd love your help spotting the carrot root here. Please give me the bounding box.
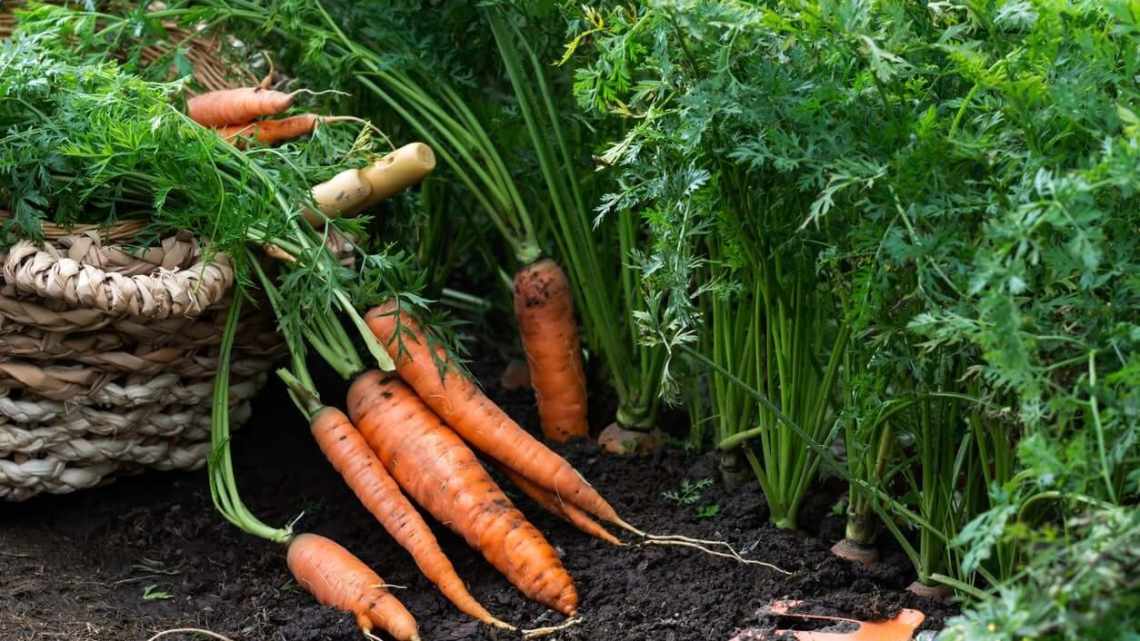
[514,259,589,443]
[348,372,578,616]
[495,461,622,546]
[287,533,420,641]
[309,406,511,629]
[365,301,622,526]
[187,86,296,127]
[522,617,583,639]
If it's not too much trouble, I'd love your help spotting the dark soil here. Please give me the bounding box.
[0,364,955,641]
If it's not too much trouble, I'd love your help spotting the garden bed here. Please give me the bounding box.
[0,362,954,641]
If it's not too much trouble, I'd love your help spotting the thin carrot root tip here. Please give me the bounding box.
[641,539,792,575]
[522,617,583,639]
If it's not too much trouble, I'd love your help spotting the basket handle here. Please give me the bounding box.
[3,239,234,321]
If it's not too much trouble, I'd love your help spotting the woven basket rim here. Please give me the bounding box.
[0,211,150,243]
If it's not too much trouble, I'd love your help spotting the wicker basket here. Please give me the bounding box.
[0,12,284,500]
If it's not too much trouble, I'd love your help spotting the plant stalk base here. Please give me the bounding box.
[906,581,952,602]
[830,538,880,567]
[598,422,662,455]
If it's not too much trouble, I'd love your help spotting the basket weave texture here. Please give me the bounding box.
[0,14,283,500]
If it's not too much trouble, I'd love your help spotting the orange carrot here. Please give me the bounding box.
[215,113,320,145]
[308,406,511,629]
[514,259,590,442]
[347,371,579,616]
[187,87,297,127]
[286,533,420,641]
[365,302,627,529]
[493,461,622,546]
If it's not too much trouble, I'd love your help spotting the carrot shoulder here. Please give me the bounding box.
[347,372,579,616]
[187,86,295,127]
[309,406,508,629]
[287,533,419,641]
[365,301,623,527]
[514,258,590,442]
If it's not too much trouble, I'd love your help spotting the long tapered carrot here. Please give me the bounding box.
[188,87,298,127]
[286,533,419,641]
[493,461,622,546]
[347,371,579,616]
[308,406,511,629]
[365,301,626,529]
[514,259,590,442]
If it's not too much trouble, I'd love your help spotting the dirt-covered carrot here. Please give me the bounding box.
[187,86,299,127]
[514,259,589,442]
[493,461,622,546]
[308,405,512,629]
[287,533,420,641]
[347,371,579,616]
[365,302,625,529]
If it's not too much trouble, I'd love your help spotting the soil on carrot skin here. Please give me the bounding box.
[0,371,955,641]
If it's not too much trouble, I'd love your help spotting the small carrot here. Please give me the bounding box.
[187,86,299,127]
[514,258,590,442]
[493,461,622,546]
[347,371,579,616]
[286,533,420,641]
[218,114,372,147]
[309,406,511,629]
[365,302,626,529]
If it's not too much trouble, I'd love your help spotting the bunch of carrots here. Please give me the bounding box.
[190,78,784,640]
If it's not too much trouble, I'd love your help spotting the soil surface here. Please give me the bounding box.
[1,362,955,641]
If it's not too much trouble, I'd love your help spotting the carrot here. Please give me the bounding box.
[347,371,579,616]
[493,461,622,546]
[365,301,626,529]
[514,259,590,442]
[308,406,511,629]
[187,87,298,127]
[214,113,315,146]
[286,533,420,641]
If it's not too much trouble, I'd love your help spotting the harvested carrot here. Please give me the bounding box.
[286,533,419,641]
[347,371,579,616]
[215,113,317,145]
[514,259,589,442]
[308,406,511,629]
[306,167,372,225]
[187,87,298,127]
[365,302,625,529]
[493,461,622,546]
[352,143,437,214]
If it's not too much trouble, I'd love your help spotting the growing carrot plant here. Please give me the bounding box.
[564,0,1138,629]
